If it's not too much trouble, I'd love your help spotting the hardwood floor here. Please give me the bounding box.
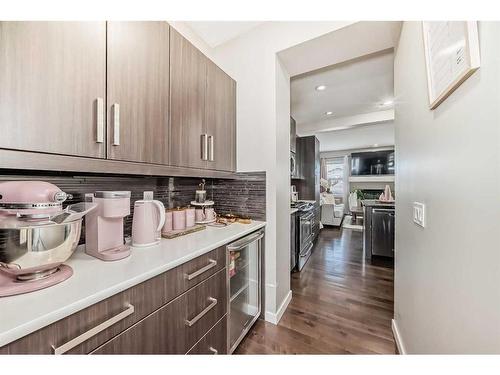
[236,227,395,354]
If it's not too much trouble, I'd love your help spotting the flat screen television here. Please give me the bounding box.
[350,150,395,176]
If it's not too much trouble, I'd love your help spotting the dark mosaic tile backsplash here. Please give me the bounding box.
[0,170,266,240]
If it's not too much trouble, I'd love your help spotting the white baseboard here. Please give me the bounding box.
[264,290,292,325]
[392,319,407,354]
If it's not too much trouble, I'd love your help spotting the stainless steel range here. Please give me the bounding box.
[291,201,315,271]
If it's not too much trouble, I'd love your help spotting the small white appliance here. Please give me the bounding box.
[132,192,166,247]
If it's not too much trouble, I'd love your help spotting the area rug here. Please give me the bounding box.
[342,215,364,232]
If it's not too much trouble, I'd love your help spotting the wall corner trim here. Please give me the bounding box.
[264,290,292,325]
[392,318,407,354]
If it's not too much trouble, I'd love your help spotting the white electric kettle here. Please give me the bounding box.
[132,198,165,247]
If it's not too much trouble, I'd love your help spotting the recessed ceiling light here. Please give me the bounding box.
[315,85,327,91]
[325,111,334,116]
[373,144,379,147]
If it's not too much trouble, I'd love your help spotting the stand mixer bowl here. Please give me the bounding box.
[0,181,96,281]
[0,219,82,280]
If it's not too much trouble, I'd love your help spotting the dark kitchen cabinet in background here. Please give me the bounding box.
[296,136,320,202]
[0,22,106,158]
[295,136,321,242]
[290,117,297,153]
[106,21,170,164]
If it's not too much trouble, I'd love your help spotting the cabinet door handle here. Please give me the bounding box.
[52,304,134,355]
[112,103,120,146]
[185,259,217,281]
[208,135,214,161]
[96,97,104,143]
[201,134,208,160]
[209,346,218,354]
[185,297,217,327]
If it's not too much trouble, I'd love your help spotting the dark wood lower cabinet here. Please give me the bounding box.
[1,247,228,355]
[92,269,227,354]
[187,316,227,354]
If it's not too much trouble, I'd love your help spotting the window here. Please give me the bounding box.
[326,157,345,197]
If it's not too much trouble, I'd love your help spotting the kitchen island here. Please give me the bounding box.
[361,200,395,260]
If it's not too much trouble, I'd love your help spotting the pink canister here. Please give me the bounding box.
[186,207,195,228]
[173,208,186,231]
[162,210,173,233]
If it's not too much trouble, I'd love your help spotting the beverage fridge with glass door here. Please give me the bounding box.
[226,229,263,353]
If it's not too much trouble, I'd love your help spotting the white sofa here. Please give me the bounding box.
[320,193,345,227]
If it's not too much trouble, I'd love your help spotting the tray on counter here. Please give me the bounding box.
[161,224,206,239]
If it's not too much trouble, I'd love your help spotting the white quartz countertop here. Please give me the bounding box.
[0,221,266,347]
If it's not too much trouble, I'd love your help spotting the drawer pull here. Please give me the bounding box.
[185,297,217,327]
[52,304,134,355]
[186,259,217,281]
[209,346,218,354]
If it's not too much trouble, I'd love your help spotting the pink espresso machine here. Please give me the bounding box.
[85,191,131,261]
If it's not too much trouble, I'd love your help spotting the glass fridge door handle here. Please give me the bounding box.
[227,231,264,251]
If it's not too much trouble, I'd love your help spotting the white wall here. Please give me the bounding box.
[394,21,500,353]
[275,57,292,309]
[315,121,395,152]
[209,21,355,321]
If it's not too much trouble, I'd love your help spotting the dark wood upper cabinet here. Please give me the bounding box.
[170,29,237,172]
[169,28,207,169]
[206,62,236,172]
[106,21,170,164]
[0,22,106,158]
[0,22,236,174]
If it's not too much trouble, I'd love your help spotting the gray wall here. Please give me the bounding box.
[394,22,500,353]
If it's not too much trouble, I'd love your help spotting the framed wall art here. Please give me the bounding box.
[422,21,480,109]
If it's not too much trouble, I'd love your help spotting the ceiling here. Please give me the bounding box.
[316,121,395,152]
[291,49,395,126]
[185,21,263,47]
[278,21,402,77]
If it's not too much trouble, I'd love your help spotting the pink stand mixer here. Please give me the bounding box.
[0,181,96,297]
[85,191,131,261]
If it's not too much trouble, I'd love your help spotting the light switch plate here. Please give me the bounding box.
[413,202,425,227]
